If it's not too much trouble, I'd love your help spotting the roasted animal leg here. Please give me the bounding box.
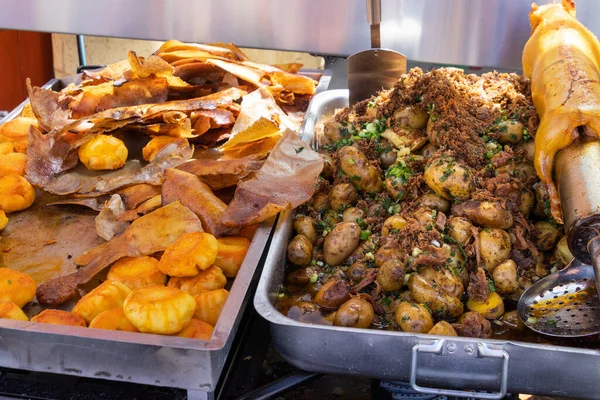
[523,0,600,223]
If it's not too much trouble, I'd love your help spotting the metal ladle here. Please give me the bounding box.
[518,136,600,336]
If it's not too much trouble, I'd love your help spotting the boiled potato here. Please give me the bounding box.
[0,152,27,177]
[142,136,184,162]
[167,265,227,295]
[415,193,450,213]
[333,298,374,328]
[0,116,35,153]
[420,266,464,298]
[492,259,519,294]
[312,193,329,212]
[322,209,340,227]
[346,262,368,283]
[0,142,15,155]
[519,140,535,163]
[215,236,251,277]
[393,106,429,129]
[342,207,365,224]
[413,207,435,227]
[176,319,214,340]
[467,291,505,319]
[452,200,513,229]
[385,175,408,200]
[72,280,132,324]
[377,259,406,292]
[554,236,574,266]
[379,150,398,169]
[313,279,350,310]
[534,221,562,251]
[78,135,128,171]
[420,142,438,158]
[518,189,535,216]
[533,182,550,217]
[428,321,458,336]
[123,287,196,334]
[408,274,464,319]
[479,228,511,272]
[287,267,315,285]
[323,222,361,266]
[287,234,313,266]
[31,309,87,327]
[338,146,383,193]
[0,302,28,321]
[107,256,167,290]
[374,246,402,268]
[89,308,139,332]
[426,118,440,146]
[194,288,229,326]
[294,216,318,244]
[319,152,334,179]
[0,211,7,231]
[496,162,536,183]
[447,217,472,246]
[0,268,36,308]
[329,183,357,211]
[159,232,219,277]
[394,302,434,333]
[424,157,474,200]
[381,215,408,236]
[496,120,524,144]
[0,175,35,213]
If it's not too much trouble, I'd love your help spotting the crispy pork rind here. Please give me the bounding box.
[95,194,129,240]
[177,155,264,190]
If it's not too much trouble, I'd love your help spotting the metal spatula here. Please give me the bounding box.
[347,0,407,106]
[518,136,600,336]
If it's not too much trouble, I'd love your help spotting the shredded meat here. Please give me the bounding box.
[452,311,492,338]
[467,267,490,302]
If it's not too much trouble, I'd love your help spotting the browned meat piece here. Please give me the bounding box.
[452,311,492,338]
[467,267,490,303]
[313,279,351,310]
[351,269,378,294]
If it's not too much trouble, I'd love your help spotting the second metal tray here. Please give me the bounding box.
[254,89,600,400]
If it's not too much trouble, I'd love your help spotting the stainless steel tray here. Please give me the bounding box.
[254,89,600,400]
[0,71,330,400]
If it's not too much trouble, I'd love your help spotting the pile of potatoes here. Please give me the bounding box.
[0,232,250,340]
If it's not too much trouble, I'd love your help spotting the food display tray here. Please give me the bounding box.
[253,89,600,400]
[0,71,330,400]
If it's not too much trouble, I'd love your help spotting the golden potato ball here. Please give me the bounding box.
[0,302,28,321]
[467,291,505,320]
[176,319,214,340]
[72,280,131,324]
[215,237,250,278]
[194,289,229,326]
[0,210,7,230]
[0,117,35,154]
[142,136,183,162]
[0,175,35,213]
[31,309,87,327]
[167,265,226,296]
[0,268,36,308]
[123,287,196,334]
[78,135,128,171]
[89,308,139,332]
[107,256,167,290]
[0,153,27,177]
[0,142,15,155]
[158,232,219,277]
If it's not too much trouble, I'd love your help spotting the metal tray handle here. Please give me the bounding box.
[410,340,509,399]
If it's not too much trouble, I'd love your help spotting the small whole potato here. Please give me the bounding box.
[338,146,383,193]
[107,256,167,290]
[312,193,329,212]
[467,291,505,319]
[394,106,429,129]
[496,162,536,183]
[0,268,36,308]
[158,232,219,277]
[413,207,436,227]
[518,189,535,216]
[319,152,335,179]
[167,265,227,295]
[347,262,368,283]
[287,234,313,266]
[322,209,340,227]
[0,302,28,321]
[329,183,358,211]
[0,152,27,178]
[89,308,139,332]
[323,222,361,266]
[0,175,35,213]
[554,236,574,266]
[420,142,438,158]
[492,259,519,294]
[194,288,229,326]
[375,246,403,268]
[452,200,513,229]
[395,302,434,333]
[408,274,464,319]
[313,279,351,310]
[385,176,409,200]
[381,215,408,235]
[447,216,473,246]
[342,207,365,223]
[78,135,128,171]
[420,266,464,298]
[379,150,398,169]
[534,221,563,251]
[215,236,251,278]
[426,118,440,146]
[377,259,406,292]
[518,140,535,163]
[294,216,318,243]
[176,319,214,340]
[72,280,132,324]
[287,267,315,285]
[333,298,374,328]
[479,228,511,272]
[424,157,474,200]
[415,193,450,213]
[533,182,550,217]
[428,320,458,336]
[496,120,525,144]
[31,310,87,327]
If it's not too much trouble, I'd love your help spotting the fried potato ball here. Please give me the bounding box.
[159,232,219,277]
[167,265,227,295]
[0,142,15,155]
[0,117,35,154]
[142,136,183,162]
[72,280,132,324]
[107,256,167,290]
[0,152,27,177]
[0,268,36,308]
[31,309,87,327]
[123,287,196,334]
[176,318,214,340]
[89,308,139,332]
[78,135,128,171]
[0,210,7,230]
[0,175,35,213]
[215,237,250,278]
[0,302,28,321]
[194,288,229,326]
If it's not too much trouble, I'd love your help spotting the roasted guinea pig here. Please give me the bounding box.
[523,0,600,223]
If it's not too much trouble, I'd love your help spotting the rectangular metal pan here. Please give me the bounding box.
[254,89,600,400]
[0,71,330,400]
